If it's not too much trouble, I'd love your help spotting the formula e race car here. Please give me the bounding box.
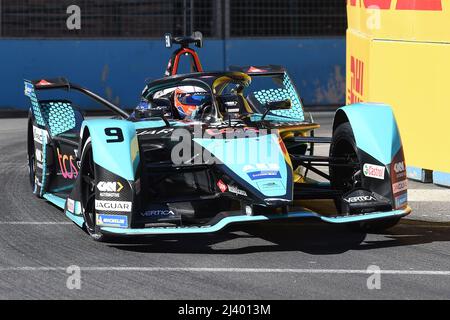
[25,32,410,241]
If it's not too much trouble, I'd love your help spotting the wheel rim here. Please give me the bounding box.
[80,143,96,234]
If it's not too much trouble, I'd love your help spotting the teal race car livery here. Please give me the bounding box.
[25,33,410,241]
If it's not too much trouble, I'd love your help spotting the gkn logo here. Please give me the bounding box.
[97,181,124,193]
[394,161,405,174]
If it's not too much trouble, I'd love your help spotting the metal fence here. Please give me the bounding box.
[0,0,346,38]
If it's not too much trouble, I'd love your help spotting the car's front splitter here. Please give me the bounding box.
[100,206,412,236]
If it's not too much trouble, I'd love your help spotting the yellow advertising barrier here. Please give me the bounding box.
[346,0,450,186]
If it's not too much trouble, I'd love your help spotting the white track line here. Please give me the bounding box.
[408,189,450,202]
[0,267,449,276]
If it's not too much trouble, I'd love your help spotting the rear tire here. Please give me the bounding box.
[27,122,42,198]
[80,138,108,242]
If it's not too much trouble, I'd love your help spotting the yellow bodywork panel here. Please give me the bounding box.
[347,1,450,173]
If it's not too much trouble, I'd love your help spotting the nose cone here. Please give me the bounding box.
[194,133,292,201]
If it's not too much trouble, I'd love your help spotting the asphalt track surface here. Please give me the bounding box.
[1,113,450,300]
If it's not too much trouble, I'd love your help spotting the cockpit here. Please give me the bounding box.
[134,70,304,124]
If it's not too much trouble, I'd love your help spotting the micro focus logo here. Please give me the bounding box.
[363,163,385,180]
[394,161,406,174]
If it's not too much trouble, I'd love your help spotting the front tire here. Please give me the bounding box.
[80,138,108,242]
[329,122,362,213]
[331,123,401,233]
[346,218,401,233]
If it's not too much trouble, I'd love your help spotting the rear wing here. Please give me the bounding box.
[24,78,129,119]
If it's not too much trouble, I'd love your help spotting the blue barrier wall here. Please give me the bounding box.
[0,38,345,110]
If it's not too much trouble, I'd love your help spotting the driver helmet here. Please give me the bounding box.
[174,87,210,119]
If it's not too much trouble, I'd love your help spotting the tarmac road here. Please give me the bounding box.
[0,114,450,300]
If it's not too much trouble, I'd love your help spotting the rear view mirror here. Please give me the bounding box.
[261,99,292,120]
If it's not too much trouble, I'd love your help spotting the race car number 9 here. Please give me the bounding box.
[105,128,124,143]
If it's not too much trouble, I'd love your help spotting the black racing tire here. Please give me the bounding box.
[329,122,361,213]
[27,123,42,198]
[80,137,108,242]
[346,218,401,233]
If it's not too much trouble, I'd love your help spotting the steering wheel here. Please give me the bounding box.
[193,100,213,121]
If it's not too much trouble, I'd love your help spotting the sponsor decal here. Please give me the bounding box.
[395,193,408,209]
[217,180,228,193]
[67,198,75,213]
[245,205,253,215]
[227,185,247,197]
[205,126,258,137]
[343,195,377,203]
[24,82,34,97]
[396,0,442,10]
[95,200,132,212]
[348,0,442,11]
[390,150,407,194]
[243,163,280,172]
[57,148,78,180]
[142,210,176,217]
[392,180,408,194]
[224,100,238,107]
[348,56,364,104]
[33,126,48,145]
[96,214,128,228]
[393,161,405,174]
[137,128,175,136]
[257,181,285,191]
[217,180,247,196]
[35,149,44,163]
[247,170,281,180]
[363,163,385,180]
[97,181,124,198]
[393,161,407,179]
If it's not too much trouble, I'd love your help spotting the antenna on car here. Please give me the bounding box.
[164,31,204,76]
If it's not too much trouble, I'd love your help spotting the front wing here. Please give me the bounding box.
[43,192,411,236]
